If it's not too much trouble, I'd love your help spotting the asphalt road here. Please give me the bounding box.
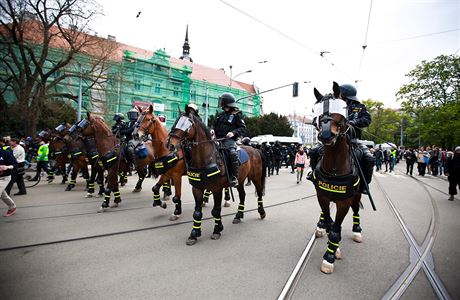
[0,163,458,299]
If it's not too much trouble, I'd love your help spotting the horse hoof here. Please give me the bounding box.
[86,193,93,198]
[211,233,221,240]
[232,218,241,224]
[169,214,179,221]
[353,232,363,243]
[224,201,231,207]
[132,188,141,193]
[98,207,106,213]
[315,228,325,238]
[335,248,342,260]
[321,260,334,274]
[186,237,197,246]
[260,212,266,219]
[160,202,167,209]
[110,203,119,208]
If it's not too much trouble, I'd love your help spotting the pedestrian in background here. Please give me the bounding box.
[5,138,27,195]
[383,149,390,172]
[30,138,54,182]
[374,145,383,172]
[404,148,416,176]
[445,147,460,201]
[417,147,427,176]
[295,146,308,184]
[0,147,17,217]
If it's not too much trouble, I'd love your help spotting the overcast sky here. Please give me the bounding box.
[92,0,459,116]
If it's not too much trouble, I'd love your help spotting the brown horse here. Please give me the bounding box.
[310,82,362,274]
[76,112,128,212]
[167,110,267,245]
[46,125,70,184]
[135,105,233,221]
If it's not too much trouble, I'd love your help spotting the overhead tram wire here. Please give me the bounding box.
[218,0,354,80]
[376,28,460,45]
[357,0,374,83]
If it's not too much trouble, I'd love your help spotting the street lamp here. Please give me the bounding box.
[230,69,252,87]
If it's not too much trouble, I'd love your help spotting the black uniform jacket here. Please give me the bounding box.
[213,111,246,140]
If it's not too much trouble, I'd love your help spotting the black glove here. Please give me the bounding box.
[347,120,357,127]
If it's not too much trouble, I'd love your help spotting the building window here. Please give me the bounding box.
[154,83,161,94]
[173,83,180,97]
[134,79,141,90]
[191,90,196,100]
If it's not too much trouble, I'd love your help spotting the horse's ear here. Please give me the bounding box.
[137,105,143,113]
[332,82,340,98]
[149,104,153,114]
[314,88,323,103]
[86,112,91,120]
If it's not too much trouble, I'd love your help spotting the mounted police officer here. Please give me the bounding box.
[112,109,138,165]
[308,83,375,193]
[212,92,246,187]
[111,113,125,136]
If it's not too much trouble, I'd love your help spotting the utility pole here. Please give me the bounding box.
[400,119,404,147]
[204,84,209,126]
[77,63,83,121]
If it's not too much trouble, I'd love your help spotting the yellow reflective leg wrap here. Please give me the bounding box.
[192,219,202,229]
[238,204,245,212]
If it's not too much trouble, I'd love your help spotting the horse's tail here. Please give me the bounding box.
[257,148,267,196]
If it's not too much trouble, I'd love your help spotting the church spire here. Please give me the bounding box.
[180,25,193,62]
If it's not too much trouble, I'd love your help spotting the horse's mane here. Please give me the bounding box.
[92,116,112,137]
[190,113,212,141]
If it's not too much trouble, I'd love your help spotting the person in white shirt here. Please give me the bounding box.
[6,138,27,196]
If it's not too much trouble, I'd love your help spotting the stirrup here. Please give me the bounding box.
[229,177,238,187]
[306,171,313,181]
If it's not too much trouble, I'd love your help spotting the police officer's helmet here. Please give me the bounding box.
[127,109,139,121]
[219,92,238,108]
[113,113,124,122]
[339,84,359,102]
[241,137,251,145]
[185,103,199,115]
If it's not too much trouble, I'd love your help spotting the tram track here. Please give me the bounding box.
[0,194,317,252]
[277,171,452,300]
[376,173,451,300]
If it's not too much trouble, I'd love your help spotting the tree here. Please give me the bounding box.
[0,0,117,135]
[397,54,460,148]
[245,113,293,137]
[362,99,402,144]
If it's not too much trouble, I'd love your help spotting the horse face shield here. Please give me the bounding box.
[167,115,193,152]
[313,97,347,145]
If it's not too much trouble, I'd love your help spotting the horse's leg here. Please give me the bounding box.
[162,180,172,201]
[202,189,212,207]
[99,167,116,212]
[254,173,266,220]
[133,167,145,193]
[110,164,122,208]
[211,189,224,240]
[169,175,182,221]
[186,188,204,246]
[82,162,90,191]
[351,193,363,243]
[65,161,78,191]
[96,165,105,197]
[321,199,351,274]
[223,187,231,207]
[232,185,246,224]
[86,162,97,198]
[316,197,333,238]
[60,161,68,184]
[152,176,167,209]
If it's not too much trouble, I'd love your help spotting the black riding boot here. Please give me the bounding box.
[357,143,375,194]
[229,150,240,187]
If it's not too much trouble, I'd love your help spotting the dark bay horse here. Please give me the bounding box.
[77,112,127,212]
[311,82,363,274]
[167,111,267,245]
[135,105,231,221]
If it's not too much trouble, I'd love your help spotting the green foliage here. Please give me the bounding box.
[397,54,460,149]
[0,100,76,137]
[361,99,402,144]
[244,113,293,138]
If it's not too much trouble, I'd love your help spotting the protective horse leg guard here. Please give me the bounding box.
[211,208,224,234]
[162,182,172,196]
[152,185,166,209]
[352,214,362,233]
[190,210,203,238]
[224,188,230,201]
[235,203,245,220]
[102,189,111,208]
[87,181,95,194]
[203,190,212,203]
[66,178,76,191]
[113,190,121,204]
[172,196,182,216]
[317,212,326,229]
[257,197,266,219]
[323,227,342,264]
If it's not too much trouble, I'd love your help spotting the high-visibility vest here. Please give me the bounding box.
[37,144,49,161]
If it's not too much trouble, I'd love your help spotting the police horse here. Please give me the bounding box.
[167,110,267,245]
[310,82,363,274]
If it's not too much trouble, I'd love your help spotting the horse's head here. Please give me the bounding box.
[75,112,97,137]
[134,105,161,140]
[313,82,348,146]
[166,111,197,152]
